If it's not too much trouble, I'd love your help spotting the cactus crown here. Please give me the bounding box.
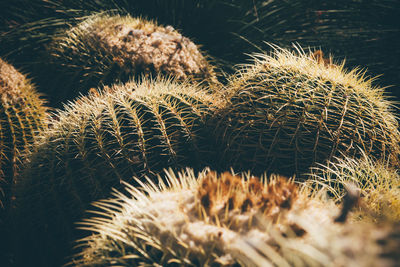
[213,45,400,177]
[47,13,217,105]
[72,167,400,267]
[71,168,329,266]
[231,45,388,103]
[0,58,46,210]
[13,77,219,267]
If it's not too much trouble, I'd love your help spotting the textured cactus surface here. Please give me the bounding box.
[70,168,400,267]
[70,169,317,266]
[309,154,400,223]
[44,13,217,105]
[233,216,400,267]
[212,45,400,177]
[12,78,219,267]
[0,58,47,213]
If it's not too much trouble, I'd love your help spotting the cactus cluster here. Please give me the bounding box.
[12,77,219,267]
[0,1,398,265]
[212,45,400,177]
[43,13,217,105]
[0,58,47,213]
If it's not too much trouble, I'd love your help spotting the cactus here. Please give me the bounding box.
[69,168,400,267]
[0,58,47,266]
[70,168,342,266]
[309,154,400,223]
[12,77,219,267]
[211,45,400,177]
[26,13,217,106]
[0,58,47,214]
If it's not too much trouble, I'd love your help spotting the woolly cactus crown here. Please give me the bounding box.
[47,13,217,105]
[71,168,337,266]
[71,168,400,267]
[213,45,400,177]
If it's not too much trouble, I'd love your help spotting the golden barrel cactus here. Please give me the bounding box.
[0,58,47,213]
[212,45,400,177]
[12,77,219,267]
[46,13,218,105]
[71,168,400,267]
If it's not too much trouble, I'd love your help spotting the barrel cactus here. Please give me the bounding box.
[71,168,400,267]
[0,58,47,214]
[12,78,219,267]
[70,168,339,266]
[44,13,217,106]
[309,154,400,223]
[212,45,400,177]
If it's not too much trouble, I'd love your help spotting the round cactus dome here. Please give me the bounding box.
[71,168,399,267]
[71,169,331,266]
[0,58,47,213]
[12,77,220,267]
[47,13,217,105]
[212,45,400,177]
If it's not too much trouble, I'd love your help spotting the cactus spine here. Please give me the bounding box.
[45,13,217,106]
[212,45,400,177]
[13,77,219,267]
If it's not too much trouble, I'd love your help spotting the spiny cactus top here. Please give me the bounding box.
[46,13,217,105]
[0,58,47,212]
[70,169,322,266]
[212,45,400,177]
[12,77,219,267]
[71,168,399,267]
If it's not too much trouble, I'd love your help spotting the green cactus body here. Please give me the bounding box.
[212,45,400,177]
[0,58,47,213]
[44,13,217,106]
[13,78,219,267]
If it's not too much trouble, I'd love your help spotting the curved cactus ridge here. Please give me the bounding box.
[12,77,220,267]
[71,168,400,267]
[70,168,339,266]
[212,44,400,177]
[45,13,218,106]
[0,58,47,213]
